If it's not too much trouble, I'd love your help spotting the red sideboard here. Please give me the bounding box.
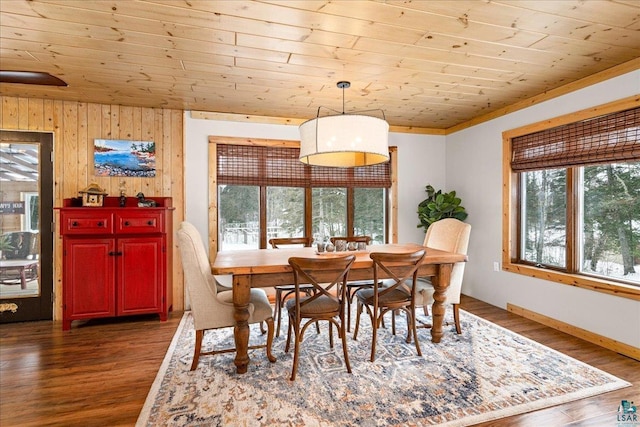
[56,197,173,330]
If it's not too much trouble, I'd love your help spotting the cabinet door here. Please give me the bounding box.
[117,237,163,315]
[63,238,116,322]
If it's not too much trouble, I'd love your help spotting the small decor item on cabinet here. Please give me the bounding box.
[78,183,107,207]
[136,192,157,207]
[119,180,127,207]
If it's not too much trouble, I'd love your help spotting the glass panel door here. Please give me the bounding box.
[0,131,53,322]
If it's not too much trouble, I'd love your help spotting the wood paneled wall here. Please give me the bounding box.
[0,96,185,320]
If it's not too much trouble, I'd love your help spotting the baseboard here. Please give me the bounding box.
[506,303,640,361]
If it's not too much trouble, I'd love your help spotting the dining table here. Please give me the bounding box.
[211,243,468,374]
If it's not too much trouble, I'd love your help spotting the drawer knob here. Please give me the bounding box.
[124,221,130,226]
[71,221,79,227]
[147,220,154,226]
[97,221,104,227]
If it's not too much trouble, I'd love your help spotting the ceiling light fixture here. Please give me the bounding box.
[299,81,389,168]
[0,71,68,86]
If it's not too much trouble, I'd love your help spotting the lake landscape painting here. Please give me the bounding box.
[94,139,156,177]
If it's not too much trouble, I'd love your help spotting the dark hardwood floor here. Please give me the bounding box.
[1,295,638,427]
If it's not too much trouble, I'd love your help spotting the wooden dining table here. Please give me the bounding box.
[211,243,468,374]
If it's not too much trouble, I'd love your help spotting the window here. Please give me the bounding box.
[218,185,259,249]
[312,187,346,240]
[22,192,39,232]
[504,101,640,298]
[212,138,394,251]
[354,187,386,243]
[267,186,305,242]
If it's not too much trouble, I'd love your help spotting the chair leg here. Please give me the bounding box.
[263,317,276,362]
[346,288,354,332]
[290,316,301,381]
[391,310,396,335]
[403,310,413,344]
[353,301,363,340]
[190,329,204,371]
[290,337,301,381]
[274,288,283,337]
[285,311,293,353]
[370,310,379,362]
[340,317,352,373]
[304,289,320,334]
[328,321,334,348]
[408,310,422,357]
[453,304,462,334]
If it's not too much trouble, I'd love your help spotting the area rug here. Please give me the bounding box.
[137,308,630,426]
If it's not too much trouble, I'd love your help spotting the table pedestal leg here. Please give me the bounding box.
[430,264,452,343]
[233,275,251,374]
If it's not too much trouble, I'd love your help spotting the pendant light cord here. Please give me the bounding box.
[337,81,350,115]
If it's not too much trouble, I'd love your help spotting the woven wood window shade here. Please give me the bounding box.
[217,144,391,188]
[511,107,640,172]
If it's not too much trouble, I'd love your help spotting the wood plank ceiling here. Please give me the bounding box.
[1,0,639,132]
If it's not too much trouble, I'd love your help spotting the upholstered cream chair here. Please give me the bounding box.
[176,222,275,370]
[415,218,471,334]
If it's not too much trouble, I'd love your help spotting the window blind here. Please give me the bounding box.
[511,106,640,172]
[217,144,391,188]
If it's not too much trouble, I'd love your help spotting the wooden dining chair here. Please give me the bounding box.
[269,237,315,337]
[330,235,374,332]
[177,222,275,370]
[285,254,355,380]
[353,249,426,362]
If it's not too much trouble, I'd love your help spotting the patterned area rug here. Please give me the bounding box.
[137,308,629,426]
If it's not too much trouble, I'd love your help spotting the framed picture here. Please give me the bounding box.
[94,139,156,177]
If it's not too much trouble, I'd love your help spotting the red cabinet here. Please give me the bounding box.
[57,197,173,330]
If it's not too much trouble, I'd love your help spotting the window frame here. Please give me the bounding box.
[502,96,640,301]
[209,136,398,255]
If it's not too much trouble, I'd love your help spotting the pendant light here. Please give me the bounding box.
[299,81,389,167]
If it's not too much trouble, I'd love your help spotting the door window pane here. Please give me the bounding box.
[0,143,41,298]
[354,188,385,244]
[581,162,640,283]
[267,187,305,241]
[521,169,567,268]
[312,188,346,240]
[218,185,259,250]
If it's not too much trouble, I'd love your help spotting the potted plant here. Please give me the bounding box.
[417,184,468,231]
[0,234,14,260]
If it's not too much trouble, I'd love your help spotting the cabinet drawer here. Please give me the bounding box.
[60,211,113,235]
[115,212,164,234]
